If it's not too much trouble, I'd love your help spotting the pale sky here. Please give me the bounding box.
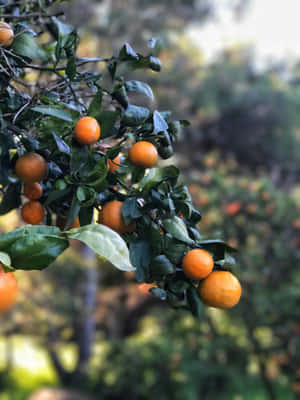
[187,0,300,65]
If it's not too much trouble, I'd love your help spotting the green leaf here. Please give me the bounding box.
[66,224,134,271]
[0,252,11,267]
[130,240,151,282]
[112,85,129,108]
[44,187,71,207]
[122,197,142,224]
[197,239,238,261]
[125,81,154,100]
[163,239,186,264]
[79,206,94,226]
[10,234,69,270]
[0,183,21,215]
[150,287,167,300]
[65,194,81,230]
[32,106,77,122]
[122,105,150,126]
[52,132,70,154]
[151,255,175,279]
[162,216,194,245]
[153,110,168,134]
[66,55,76,79]
[187,285,203,319]
[119,43,139,60]
[96,111,119,138]
[88,89,103,118]
[138,166,179,192]
[12,33,46,60]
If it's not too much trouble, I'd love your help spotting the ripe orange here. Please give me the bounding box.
[23,182,43,200]
[0,22,14,47]
[128,141,158,168]
[108,155,121,173]
[198,270,242,309]
[21,201,45,225]
[74,116,100,145]
[224,201,242,216]
[182,248,214,280]
[246,203,257,214]
[98,200,136,234]
[0,265,18,313]
[15,153,48,183]
[56,215,80,230]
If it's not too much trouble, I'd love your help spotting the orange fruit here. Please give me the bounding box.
[0,22,14,47]
[260,191,270,201]
[224,201,242,216]
[15,153,48,183]
[246,203,257,214]
[56,215,80,230]
[0,265,18,313]
[128,141,158,168]
[74,116,100,145]
[108,155,121,173]
[182,248,214,280]
[23,182,43,200]
[98,200,136,234]
[198,271,242,309]
[21,201,45,225]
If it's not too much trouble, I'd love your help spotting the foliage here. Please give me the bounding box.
[0,0,238,320]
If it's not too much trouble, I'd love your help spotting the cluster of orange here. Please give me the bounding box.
[182,248,241,308]
[15,116,158,230]
[1,116,160,313]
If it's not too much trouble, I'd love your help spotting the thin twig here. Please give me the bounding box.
[0,12,64,19]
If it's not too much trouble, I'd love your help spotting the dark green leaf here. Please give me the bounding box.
[187,285,203,318]
[125,80,154,100]
[65,194,80,230]
[151,255,175,279]
[162,216,194,245]
[150,287,167,300]
[153,110,168,134]
[12,33,46,60]
[88,89,103,118]
[10,234,69,270]
[96,111,119,138]
[139,166,179,192]
[32,106,76,122]
[130,240,151,282]
[123,105,150,126]
[122,197,142,224]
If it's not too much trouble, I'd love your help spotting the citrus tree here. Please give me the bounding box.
[0,0,241,320]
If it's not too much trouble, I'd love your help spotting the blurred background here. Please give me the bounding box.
[0,1,300,399]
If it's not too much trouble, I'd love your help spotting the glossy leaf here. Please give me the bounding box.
[66,224,134,271]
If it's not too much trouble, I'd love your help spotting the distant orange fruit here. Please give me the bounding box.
[224,201,242,216]
[128,141,158,168]
[21,201,45,225]
[246,203,257,214]
[98,200,136,234]
[182,248,214,280]
[74,116,100,145]
[198,271,242,309]
[15,153,48,183]
[260,191,270,201]
[0,265,18,313]
[0,22,14,47]
[23,182,43,200]
[108,155,121,173]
